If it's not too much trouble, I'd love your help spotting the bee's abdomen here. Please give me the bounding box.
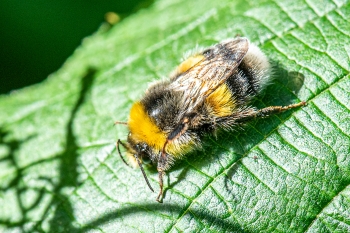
[226,44,271,106]
[205,84,236,117]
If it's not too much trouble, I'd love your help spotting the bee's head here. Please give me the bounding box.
[115,100,168,193]
[126,133,153,166]
[117,136,155,193]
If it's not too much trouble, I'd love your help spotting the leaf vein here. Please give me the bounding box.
[304,183,350,231]
[256,145,329,202]
[167,71,349,231]
[313,98,350,138]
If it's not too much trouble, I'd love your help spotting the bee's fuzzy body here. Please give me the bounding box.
[117,37,305,202]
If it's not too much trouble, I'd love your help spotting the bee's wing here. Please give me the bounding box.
[169,37,249,113]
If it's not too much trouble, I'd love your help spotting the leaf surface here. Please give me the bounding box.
[0,0,349,232]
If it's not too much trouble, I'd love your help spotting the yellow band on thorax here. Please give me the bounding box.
[128,102,166,151]
[128,102,195,158]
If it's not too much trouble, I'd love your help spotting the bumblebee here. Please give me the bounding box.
[116,37,306,202]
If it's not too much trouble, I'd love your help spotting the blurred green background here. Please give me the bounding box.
[0,0,151,94]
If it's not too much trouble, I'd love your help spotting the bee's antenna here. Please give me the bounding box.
[134,154,154,192]
[117,139,131,167]
[114,121,127,126]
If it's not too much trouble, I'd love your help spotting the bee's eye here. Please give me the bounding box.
[135,143,148,153]
[140,143,148,152]
[135,144,141,152]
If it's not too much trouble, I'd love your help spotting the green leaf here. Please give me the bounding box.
[1,0,350,232]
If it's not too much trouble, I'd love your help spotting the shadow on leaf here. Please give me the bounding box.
[0,128,37,231]
[43,68,97,232]
[221,64,305,197]
[78,203,247,233]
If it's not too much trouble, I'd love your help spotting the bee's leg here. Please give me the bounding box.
[156,170,165,203]
[235,101,306,123]
[156,115,193,202]
[156,155,168,203]
[217,101,306,126]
